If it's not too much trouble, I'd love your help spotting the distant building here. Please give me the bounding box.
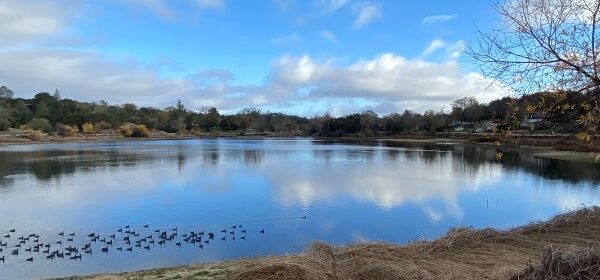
[520,118,544,130]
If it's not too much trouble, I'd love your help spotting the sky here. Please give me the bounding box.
[0,0,512,116]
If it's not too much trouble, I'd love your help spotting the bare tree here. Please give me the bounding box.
[470,0,600,142]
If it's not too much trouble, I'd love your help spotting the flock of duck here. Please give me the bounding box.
[0,223,267,265]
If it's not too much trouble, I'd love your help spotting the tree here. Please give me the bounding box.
[452,97,479,122]
[0,86,14,100]
[470,0,600,141]
[0,104,11,130]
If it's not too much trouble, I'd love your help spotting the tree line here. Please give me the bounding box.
[0,85,585,137]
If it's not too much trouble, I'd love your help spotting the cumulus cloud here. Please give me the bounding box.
[0,0,510,116]
[422,14,457,25]
[264,53,511,114]
[0,0,80,45]
[351,2,382,28]
[2,47,510,115]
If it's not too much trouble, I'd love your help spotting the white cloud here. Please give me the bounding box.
[351,2,382,28]
[0,0,79,45]
[422,38,447,56]
[422,14,456,25]
[265,53,511,114]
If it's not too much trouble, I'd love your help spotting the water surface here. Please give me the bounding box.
[0,139,599,279]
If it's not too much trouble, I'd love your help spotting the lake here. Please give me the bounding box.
[1,138,599,279]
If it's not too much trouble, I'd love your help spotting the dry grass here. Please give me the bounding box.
[55,207,600,280]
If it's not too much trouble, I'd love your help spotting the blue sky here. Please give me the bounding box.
[0,0,510,116]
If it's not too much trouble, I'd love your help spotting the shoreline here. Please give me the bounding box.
[51,207,600,280]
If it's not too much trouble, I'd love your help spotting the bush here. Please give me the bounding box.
[119,123,134,137]
[95,121,112,130]
[132,124,150,137]
[55,123,78,136]
[21,129,47,141]
[82,122,95,134]
[26,118,53,133]
[119,123,149,137]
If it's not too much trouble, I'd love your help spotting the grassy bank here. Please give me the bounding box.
[53,207,600,280]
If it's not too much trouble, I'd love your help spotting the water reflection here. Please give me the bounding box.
[0,139,599,279]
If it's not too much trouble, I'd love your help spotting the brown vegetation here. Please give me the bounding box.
[59,207,600,280]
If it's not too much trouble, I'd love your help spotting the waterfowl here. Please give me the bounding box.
[3,235,9,238]
[117,247,122,251]
[241,230,247,233]
[144,245,150,250]
[11,249,18,255]
[117,228,122,233]
[70,254,81,260]
[259,229,265,234]
[101,247,108,252]
[9,229,15,233]
[56,241,62,245]
[43,249,49,254]
[58,231,64,236]
[67,238,73,242]
[208,233,214,240]
[241,236,246,240]
[176,242,181,246]
[26,257,33,262]
[126,247,132,251]
[144,224,149,228]
[0,256,4,262]
[106,240,113,245]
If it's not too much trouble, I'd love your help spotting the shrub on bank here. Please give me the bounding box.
[55,123,78,136]
[95,121,112,130]
[119,123,150,137]
[20,129,48,141]
[82,122,95,134]
[26,118,53,133]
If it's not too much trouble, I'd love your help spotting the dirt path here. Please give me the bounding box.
[54,207,600,280]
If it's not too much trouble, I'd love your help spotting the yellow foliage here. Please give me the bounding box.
[119,124,133,137]
[495,152,503,160]
[119,123,150,137]
[133,124,150,137]
[576,131,592,143]
[55,123,78,137]
[82,122,95,134]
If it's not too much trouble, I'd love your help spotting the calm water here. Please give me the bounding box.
[1,138,599,279]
